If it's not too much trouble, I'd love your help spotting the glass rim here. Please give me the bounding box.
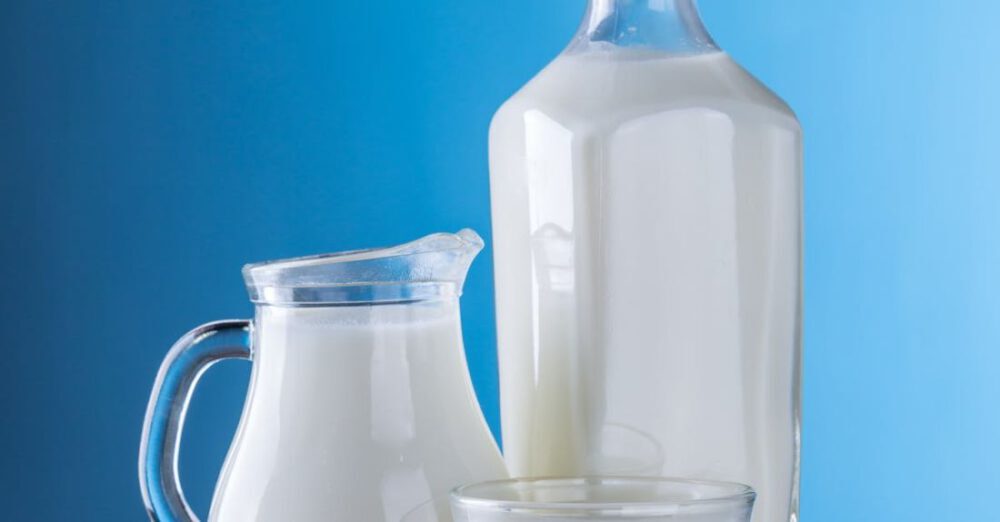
[451,476,755,517]
[241,229,483,306]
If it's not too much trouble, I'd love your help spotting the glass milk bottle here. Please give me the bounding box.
[489,2,802,522]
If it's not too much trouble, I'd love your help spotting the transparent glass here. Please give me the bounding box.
[568,0,717,54]
[450,477,755,522]
[489,1,801,522]
[139,230,507,522]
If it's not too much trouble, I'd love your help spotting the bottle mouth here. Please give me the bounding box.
[243,229,484,306]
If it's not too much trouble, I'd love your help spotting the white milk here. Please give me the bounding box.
[209,300,507,521]
[490,49,801,522]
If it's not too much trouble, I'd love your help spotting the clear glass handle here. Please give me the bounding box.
[138,320,253,522]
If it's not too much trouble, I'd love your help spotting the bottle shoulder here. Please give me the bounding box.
[492,51,799,134]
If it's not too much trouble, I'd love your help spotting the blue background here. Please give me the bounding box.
[2,0,998,520]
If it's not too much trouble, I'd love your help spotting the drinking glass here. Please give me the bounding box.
[450,477,754,522]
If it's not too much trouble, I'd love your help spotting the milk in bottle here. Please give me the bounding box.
[489,2,802,522]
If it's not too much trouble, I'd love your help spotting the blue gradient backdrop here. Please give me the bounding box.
[2,1,998,520]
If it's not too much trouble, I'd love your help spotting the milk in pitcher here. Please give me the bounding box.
[210,301,505,521]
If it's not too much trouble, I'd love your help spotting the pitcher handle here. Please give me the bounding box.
[138,320,253,522]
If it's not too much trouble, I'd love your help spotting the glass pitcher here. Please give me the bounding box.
[139,230,508,522]
[489,1,802,522]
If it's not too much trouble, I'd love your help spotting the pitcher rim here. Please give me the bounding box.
[242,229,484,306]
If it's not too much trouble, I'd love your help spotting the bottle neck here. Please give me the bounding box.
[569,0,717,54]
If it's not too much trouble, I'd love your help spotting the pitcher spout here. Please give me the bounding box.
[409,228,484,294]
[243,229,485,306]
